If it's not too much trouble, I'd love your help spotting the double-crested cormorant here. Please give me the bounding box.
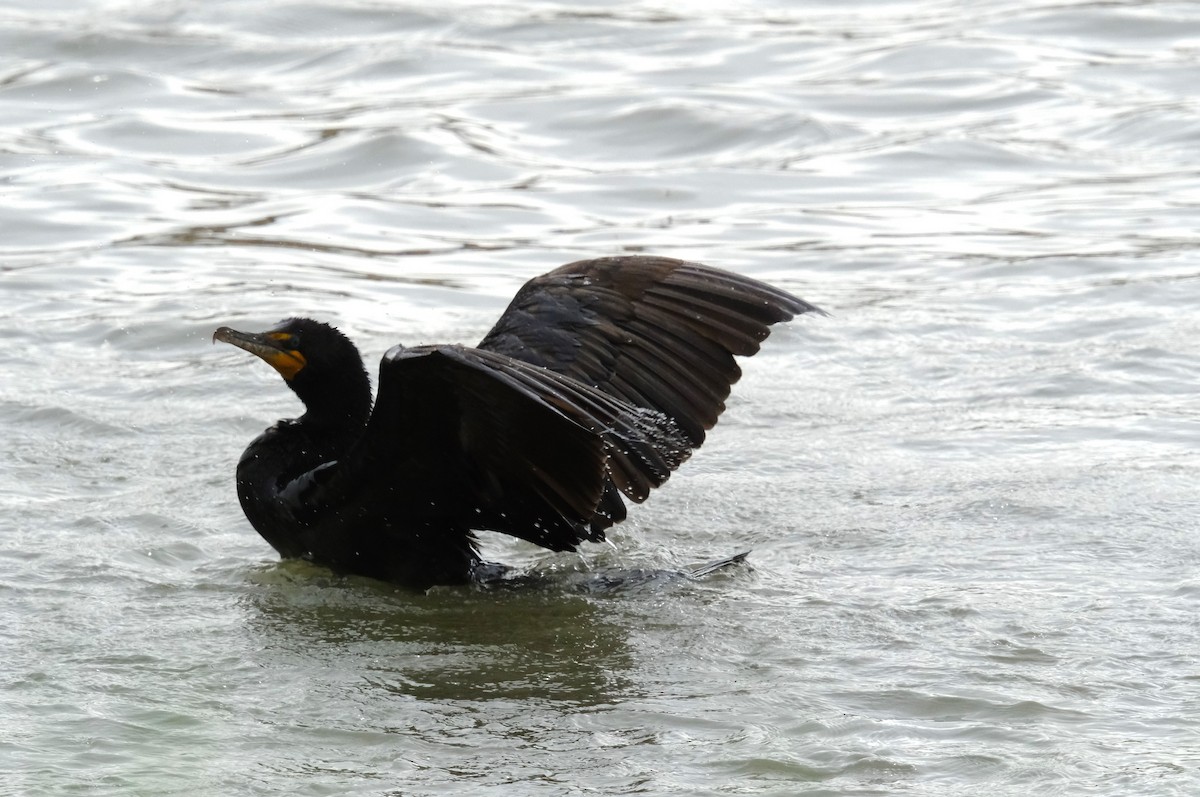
[215,256,823,589]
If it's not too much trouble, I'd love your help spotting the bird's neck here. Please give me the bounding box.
[293,372,374,434]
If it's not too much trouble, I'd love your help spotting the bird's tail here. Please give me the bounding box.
[688,550,750,579]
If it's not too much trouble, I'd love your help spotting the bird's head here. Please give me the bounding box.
[214,317,372,425]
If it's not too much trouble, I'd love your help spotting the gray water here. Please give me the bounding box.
[3,1,1199,794]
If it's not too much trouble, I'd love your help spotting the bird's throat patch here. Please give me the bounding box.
[264,347,307,380]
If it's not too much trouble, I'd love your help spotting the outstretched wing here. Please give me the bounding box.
[478,256,824,535]
[331,344,690,552]
[478,255,824,447]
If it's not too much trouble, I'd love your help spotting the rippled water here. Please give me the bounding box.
[3,1,1200,794]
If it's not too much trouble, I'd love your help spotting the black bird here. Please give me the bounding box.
[215,256,823,590]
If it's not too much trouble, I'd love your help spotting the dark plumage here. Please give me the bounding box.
[214,255,824,589]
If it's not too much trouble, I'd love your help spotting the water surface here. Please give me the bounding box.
[3,1,1199,795]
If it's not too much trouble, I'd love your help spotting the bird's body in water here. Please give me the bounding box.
[215,256,823,590]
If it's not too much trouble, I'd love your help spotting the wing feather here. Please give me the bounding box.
[477,255,824,529]
[479,255,822,425]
